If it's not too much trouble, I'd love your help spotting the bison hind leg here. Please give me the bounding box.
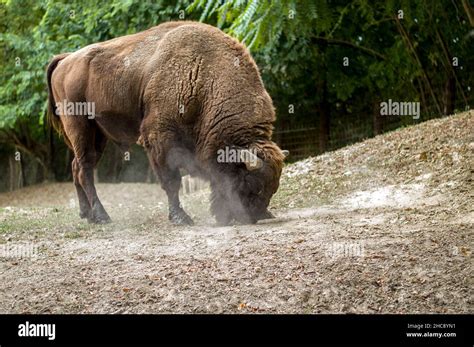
[72,158,92,219]
[69,124,111,224]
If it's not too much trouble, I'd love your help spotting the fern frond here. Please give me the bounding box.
[199,0,220,21]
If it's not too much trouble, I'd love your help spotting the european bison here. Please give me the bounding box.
[47,21,287,225]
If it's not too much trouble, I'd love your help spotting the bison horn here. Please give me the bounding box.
[282,150,290,158]
[239,149,263,171]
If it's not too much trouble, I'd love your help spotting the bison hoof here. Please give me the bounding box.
[87,213,112,224]
[93,217,112,224]
[215,214,232,226]
[169,211,194,225]
[79,210,90,219]
[260,210,275,220]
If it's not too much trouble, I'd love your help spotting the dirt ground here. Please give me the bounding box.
[0,111,472,313]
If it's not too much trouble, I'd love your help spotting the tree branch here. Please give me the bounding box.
[435,28,469,107]
[394,16,443,116]
[311,37,386,60]
[461,0,474,26]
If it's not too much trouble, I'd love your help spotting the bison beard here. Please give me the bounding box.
[47,21,287,225]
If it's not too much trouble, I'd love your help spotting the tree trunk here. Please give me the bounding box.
[104,144,123,182]
[435,29,468,110]
[461,0,474,26]
[146,164,155,183]
[444,76,456,115]
[19,150,25,188]
[9,155,21,191]
[94,168,99,183]
[48,118,56,181]
[395,17,442,116]
[373,102,383,135]
[318,78,330,153]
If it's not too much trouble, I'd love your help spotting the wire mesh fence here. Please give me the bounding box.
[273,101,472,162]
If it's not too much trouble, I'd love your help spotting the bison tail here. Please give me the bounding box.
[46,53,71,148]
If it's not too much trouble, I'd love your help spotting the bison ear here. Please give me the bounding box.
[282,150,290,158]
[239,149,263,171]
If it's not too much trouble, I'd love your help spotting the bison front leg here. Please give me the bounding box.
[145,141,194,226]
[210,181,233,226]
[161,168,194,226]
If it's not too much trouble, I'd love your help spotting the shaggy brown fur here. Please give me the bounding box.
[47,21,286,225]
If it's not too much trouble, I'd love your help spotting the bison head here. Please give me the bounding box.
[211,141,288,225]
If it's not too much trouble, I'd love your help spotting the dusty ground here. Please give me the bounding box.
[0,111,472,313]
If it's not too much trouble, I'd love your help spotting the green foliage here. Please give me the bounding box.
[189,0,472,128]
[189,0,325,50]
[0,0,472,182]
[0,0,196,172]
